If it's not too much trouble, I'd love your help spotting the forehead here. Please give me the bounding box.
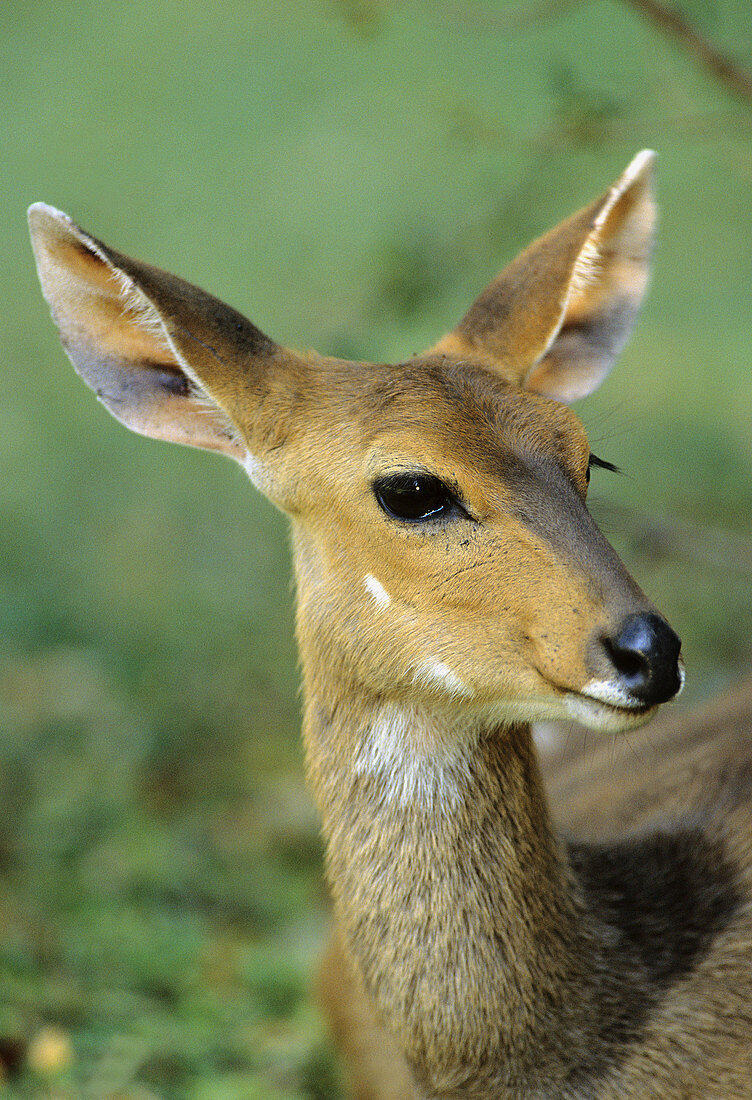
[329,356,588,471]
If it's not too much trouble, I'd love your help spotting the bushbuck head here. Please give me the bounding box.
[28,150,682,742]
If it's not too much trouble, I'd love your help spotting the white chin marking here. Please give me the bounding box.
[363,574,390,609]
[580,678,635,707]
[563,691,653,733]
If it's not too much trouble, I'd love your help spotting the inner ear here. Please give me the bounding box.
[523,152,656,403]
[29,204,246,457]
[427,151,657,405]
[64,245,244,455]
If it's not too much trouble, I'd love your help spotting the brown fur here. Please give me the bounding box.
[28,152,752,1097]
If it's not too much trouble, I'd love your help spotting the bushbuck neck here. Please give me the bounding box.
[304,692,600,1096]
[31,151,732,1098]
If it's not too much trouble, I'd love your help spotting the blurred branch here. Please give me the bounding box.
[602,502,752,576]
[532,106,752,154]
[446,96,751,158]
[434,0,752,107]
[326,0,389,36]
[431,0,584,35]
[622,0,752,107]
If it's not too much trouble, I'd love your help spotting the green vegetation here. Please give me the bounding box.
[2,1,752,1095]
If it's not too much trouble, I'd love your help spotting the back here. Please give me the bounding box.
[545,682,752,1098]
[548,675,752,837]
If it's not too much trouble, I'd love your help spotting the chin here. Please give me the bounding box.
[562,692,658,733]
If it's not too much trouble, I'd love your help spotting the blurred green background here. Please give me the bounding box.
[2,1,752,1096]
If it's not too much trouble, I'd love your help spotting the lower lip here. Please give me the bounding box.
[563,692,656,732]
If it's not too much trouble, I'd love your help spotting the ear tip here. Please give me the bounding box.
[28,204,96,275]
[594,150,657,231]
[28,204,80,260]
[28,202,74,230]
[623,149,657,186]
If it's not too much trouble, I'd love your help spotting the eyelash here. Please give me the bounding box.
[373,453,617,521]
[587,453,620,483]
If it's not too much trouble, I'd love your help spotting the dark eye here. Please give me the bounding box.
[586,453,620,484]
[373,472,458,523]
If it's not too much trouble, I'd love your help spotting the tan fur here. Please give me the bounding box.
[27,152,752,1097]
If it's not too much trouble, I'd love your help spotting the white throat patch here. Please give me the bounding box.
[353,702,477,810]
[243,452,270,492]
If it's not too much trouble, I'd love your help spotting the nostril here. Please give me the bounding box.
[602,612,682,707]
[604,638,647,684]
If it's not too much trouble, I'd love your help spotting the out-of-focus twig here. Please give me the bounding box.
[599,501,752,577]
[531,107,752,155]
[430,0,584,35]
[435,0,752,107]
[622,0,752,107]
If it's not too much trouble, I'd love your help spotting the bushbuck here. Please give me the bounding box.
[29,152,752,1098]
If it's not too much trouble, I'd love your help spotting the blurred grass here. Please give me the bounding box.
[2,0,752,1095]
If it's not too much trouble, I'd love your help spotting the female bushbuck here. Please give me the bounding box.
[29,153,752,1098]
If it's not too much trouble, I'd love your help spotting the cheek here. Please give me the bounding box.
[294,525,594,705]
[383,535,597,697]
[355,556,526,700]
[294,540,417,691]
[296,546,481,700]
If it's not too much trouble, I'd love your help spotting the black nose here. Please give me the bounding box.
[604,613,682,707]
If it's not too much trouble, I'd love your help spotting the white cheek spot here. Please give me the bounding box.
[364,574,390,609]
[412,658,472,699]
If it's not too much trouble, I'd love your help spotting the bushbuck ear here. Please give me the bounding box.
[431,150,657,403]
[28,203,285,459]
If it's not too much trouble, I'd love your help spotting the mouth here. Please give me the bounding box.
[562,690,657,732]
[561,662,685,733]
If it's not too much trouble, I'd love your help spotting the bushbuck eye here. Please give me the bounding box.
[373,472,457,523]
